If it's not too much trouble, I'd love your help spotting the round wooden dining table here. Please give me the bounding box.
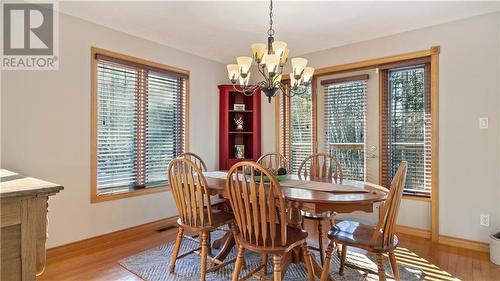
[203,172,388,280]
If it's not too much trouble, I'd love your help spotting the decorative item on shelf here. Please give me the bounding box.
[233,103,246,111]
[234,116,244,131]
[226,0,315,103]
[235,145,245,159]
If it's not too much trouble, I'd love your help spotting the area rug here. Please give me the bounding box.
[119,229,424,281]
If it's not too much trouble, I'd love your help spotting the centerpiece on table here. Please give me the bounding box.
[247,167,288,182]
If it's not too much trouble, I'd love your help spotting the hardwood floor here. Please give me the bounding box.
[38,220,500,281]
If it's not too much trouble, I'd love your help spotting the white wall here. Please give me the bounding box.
[264,12,500,242]
[1,12,226,248]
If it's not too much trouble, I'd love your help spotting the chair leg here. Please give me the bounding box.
[339,244,347,275]
[232,245,245,281]
[207,232,212,255]
[273,255,282,281]
[261,254,268,275]
[317,221,324,266]
[389,252,400,281]
[200,232,209,281]
[320,241,336,281]
[301,244,315,281]
[376,253,387,281]
[169,227,184,273]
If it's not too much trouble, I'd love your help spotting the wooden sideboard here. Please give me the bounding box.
[0,169,63,281]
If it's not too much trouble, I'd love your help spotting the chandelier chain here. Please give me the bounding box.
[267,0,274,36]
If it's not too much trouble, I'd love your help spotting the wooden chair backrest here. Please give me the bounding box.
[297,153,343,183]
[168,158,213,228]
[178,152,207,172]
[257,152,290,172]
[370,161,408,248]
[226,161,288,248]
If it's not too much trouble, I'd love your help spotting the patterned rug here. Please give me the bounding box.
[119,229,424,281]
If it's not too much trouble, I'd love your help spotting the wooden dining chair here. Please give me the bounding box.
[320,161,408,281]
[226,161,315,281]
[168,158,235,281]
[257,152,290,172]
[178,152,227,207]
[178,152,208,172]
[297,153,343,265]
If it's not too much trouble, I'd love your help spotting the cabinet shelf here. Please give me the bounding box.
[228,110,253,113]
[228,131,253,134]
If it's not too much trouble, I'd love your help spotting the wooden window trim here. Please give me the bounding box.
[275,46,439,242]
[320,74,369,86]
[90,47,190,203]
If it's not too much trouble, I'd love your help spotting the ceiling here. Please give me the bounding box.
[59,1,499,64]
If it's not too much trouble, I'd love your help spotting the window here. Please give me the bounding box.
[276,51,436,200]
[380,60,431,196]
[322,75,368,181]
[91,48,189,201]
[279,86,314,174]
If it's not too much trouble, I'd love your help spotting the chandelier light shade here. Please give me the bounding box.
[303,67,315,83]
[272,41,287,57]
[227,64,239,81]
[236,56,253,76]
[226,0,314,102]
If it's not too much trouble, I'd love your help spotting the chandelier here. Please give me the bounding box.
[226,0,314,103]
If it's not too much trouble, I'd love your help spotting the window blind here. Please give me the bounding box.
[279,85,313,174]
[380,62,431,196]
[96,55,186,194]
[97,61,137,191]
[322,75,368,181]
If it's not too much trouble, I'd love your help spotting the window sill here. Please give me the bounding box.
[91,185,170,203]
[402,194,431,202]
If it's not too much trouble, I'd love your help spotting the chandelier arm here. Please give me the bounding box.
[258,80,268,88]
[257,64,268,82]
[290,84,309,96]
[274,81,291,98]
[232,84,260,96]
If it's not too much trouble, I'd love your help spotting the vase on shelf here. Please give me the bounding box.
[234,116,244,131]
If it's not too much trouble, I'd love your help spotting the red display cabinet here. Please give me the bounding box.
[219,85,261,170]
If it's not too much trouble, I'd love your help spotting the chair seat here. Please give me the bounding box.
[327,220,398,252]
[177,210,233,231]
[301,210,333,220]
[235,224,308,254]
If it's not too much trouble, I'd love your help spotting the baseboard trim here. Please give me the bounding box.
[46,217,490,260]
[438,234,489,253]
[396,225,432,239]
[46,216,178,260]
[396,225,489,253]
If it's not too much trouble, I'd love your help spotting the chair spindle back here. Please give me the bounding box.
[257,153,290,172]
[178,152,208,172]
[298,153,343,183]
[168,158,213,228]
[370,161,408,248]
[226,161,288,248]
